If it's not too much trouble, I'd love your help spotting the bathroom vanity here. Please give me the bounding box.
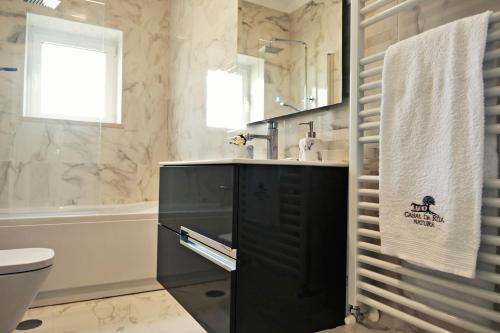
[157,159,348,333]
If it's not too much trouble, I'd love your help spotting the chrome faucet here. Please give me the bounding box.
[230,121,278,159]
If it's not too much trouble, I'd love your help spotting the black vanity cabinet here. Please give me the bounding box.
[157,163,347,333]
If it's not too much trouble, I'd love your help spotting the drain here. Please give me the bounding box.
[205,290,225,298]
[16,319,43,331]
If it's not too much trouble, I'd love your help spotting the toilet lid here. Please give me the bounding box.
[0,248,54,275]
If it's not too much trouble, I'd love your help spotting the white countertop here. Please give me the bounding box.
[159,158,348,167]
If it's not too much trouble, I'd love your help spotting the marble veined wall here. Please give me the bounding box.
[166,0,247,161]
[0,0,169,209]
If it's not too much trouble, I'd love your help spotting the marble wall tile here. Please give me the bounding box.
[398,0,500,39]
[0,162,11,208]
[0,161,57,209]
[60,124,100,164]
[0,111,17,162]
[137,163,160,203]
[0,0,169,209]
[53,163,102,207]
[12,122,63,163]
[166,0,246,161]
[97,163,141,205]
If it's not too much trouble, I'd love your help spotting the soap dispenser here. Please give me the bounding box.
[298,121,324,161]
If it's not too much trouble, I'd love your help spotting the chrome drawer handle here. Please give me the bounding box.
[180,235,236,272]
[180,226,237,259]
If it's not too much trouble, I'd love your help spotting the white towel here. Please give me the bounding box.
[379,11,493,278]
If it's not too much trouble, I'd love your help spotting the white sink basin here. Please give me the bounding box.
[159,158,348,167]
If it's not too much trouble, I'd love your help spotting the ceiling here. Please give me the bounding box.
[244,0,312,14]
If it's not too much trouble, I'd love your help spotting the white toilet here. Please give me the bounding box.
[0,248,54,333]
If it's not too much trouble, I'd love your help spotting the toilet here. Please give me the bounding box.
[0,248,54,333]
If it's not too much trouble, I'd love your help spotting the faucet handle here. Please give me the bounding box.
[229,134,247,146]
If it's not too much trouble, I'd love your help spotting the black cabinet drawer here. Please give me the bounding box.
[159,165,237,248]
[157,225,234,333]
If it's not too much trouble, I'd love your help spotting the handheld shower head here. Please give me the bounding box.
[275,97,302,112]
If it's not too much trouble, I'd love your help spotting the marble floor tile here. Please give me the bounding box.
[18,290,387,333]
[18,290,206,333]
[318,325,385,333]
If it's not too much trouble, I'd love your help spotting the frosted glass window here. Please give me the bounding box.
[24,13,122,124]
[40,43,107,121]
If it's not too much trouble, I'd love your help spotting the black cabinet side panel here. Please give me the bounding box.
[235,165,348,333]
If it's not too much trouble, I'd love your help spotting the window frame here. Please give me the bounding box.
[237,54,264,123]
[24,13,123,125]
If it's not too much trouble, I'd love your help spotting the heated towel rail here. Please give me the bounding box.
[348,1,500,332]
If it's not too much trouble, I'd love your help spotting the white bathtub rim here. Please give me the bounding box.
[0,201,158,227]
[0,201,158,215]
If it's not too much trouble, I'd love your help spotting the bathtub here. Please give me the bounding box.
[0,201,161,307]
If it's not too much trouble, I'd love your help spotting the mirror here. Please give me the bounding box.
[238,0,344,123]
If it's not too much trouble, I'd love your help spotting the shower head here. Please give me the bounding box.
[259,44,284,54]
[259,45,283,54]
[272,37,307,46]
[24,0,61,9]
[258,39,284,54]
[258,37,308,54]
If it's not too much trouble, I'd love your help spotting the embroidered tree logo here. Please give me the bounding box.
[411,196,436,215]
[422,196,435,211]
